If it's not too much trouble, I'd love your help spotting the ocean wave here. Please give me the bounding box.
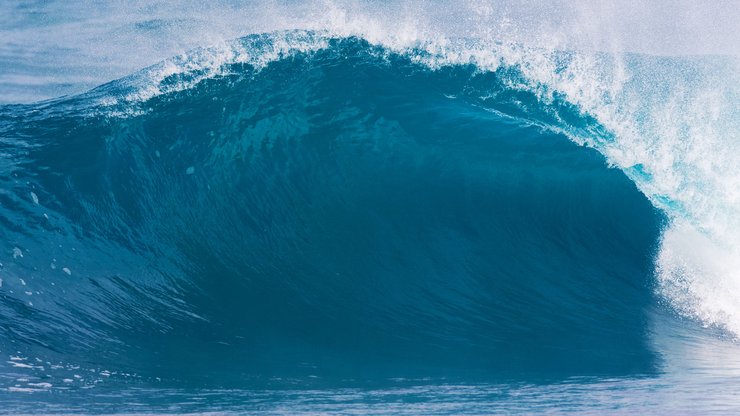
[21,30,740,336]
[0,35,672,389]
[0,33,738,408]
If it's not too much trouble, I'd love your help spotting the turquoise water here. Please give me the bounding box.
[1,3,740,414]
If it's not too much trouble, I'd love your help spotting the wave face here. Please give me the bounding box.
[0,35,665,387]
[3,29,740,413]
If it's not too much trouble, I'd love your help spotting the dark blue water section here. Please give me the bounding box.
[0,37,663,391]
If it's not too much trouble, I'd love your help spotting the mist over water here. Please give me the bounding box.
[1,0,737,104]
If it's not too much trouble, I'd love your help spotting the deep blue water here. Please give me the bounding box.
[0,29,739,414]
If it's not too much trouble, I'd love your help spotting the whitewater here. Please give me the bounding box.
[0,1,739,414]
